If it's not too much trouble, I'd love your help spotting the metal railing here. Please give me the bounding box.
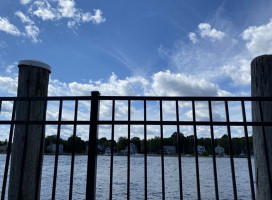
[0,92,272,200]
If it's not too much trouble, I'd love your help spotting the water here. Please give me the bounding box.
[0,154,255,199]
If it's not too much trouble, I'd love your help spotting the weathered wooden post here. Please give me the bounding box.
[251,55,272,200]
[8,59,51,200]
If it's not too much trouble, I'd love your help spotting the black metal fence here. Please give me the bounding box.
[0,92,272,200]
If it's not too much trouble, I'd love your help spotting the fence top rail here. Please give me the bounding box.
[1,95,272,101]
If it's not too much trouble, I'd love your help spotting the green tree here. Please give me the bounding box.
[44,135,65,153]
[117,137,128,152]
[98,137,111,148]
[67,136,86,154]
[131,137,141,153]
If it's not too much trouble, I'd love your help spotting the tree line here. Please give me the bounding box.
[42,132,253,156]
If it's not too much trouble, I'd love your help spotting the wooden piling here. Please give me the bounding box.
[8,59,51,200]
[251,55,272,200]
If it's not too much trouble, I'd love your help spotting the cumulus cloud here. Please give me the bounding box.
[242,19,272,57]
[29,0,106,28]
[82,9,106,24]
[0,17,21,36]
[148,70,230,96]
[198,23,225,40]
[222,59,251,85]
[188,23,225,43]
[68,73,148,96]
[0,76,17,95]
[188,32,198,43]
[0,63,229,98]
[58,0,76,18]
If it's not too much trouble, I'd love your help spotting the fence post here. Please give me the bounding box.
[251,55,272,200]
[86,91,100,200]
[8,59,51,200]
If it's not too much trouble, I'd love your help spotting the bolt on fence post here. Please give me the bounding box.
[86,91,100,200]
[8,59,51,200]
[251,55,272,200]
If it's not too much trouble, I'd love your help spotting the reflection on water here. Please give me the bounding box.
[0,155,255,200]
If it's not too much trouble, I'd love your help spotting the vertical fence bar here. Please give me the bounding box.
[241,101,255,200]
[192,100,201,200]
[144,100,148,200]
[69,100,78,200]
[35,99,48,200]
[109,99,115,200]
[225,101,238,200]
[258,101,272,195]
[208,101,219,200]
[1,101,16,200]
[127,100,131,200]
[159,100,165,200]
[52,99,63,200]
[86,91,100,200]
[175,100,183,200]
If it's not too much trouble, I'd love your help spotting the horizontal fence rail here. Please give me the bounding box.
[0,94,272,199]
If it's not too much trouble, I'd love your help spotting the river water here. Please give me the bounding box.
[0,155,254,199]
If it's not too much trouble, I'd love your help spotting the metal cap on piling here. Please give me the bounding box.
[18,59,51,73]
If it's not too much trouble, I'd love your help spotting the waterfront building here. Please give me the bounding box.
[46,143,63,154]
[197,145,206,155]
[215,144,224,155]
[121,143,137,155]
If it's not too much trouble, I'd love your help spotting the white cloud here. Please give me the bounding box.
[0,76,17,95]
[198,23,225,41]
[188,32,198,43]
[148,70,230,96]
[21,0,32,5]
[222,59,251,85]
[68,73,148,96]
[57,0,76,18]
[15,11,40,43]
[82,9,106,24]
[25,24,40,43]
[0,17,21,36]
[5,64,16,74]
[15,11,34,24]
[29,0,106,28]
[242,19,272,57]
[31,1,60,21]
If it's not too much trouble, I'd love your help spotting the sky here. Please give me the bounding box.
[0,0,272,140]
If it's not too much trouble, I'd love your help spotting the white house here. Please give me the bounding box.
[215,144,224,155]
[197,145,206,155]
[47,143,63,154]
[121,143,137,155]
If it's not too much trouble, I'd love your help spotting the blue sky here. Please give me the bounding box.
[0,0,272,140]
[1,0,272,97]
